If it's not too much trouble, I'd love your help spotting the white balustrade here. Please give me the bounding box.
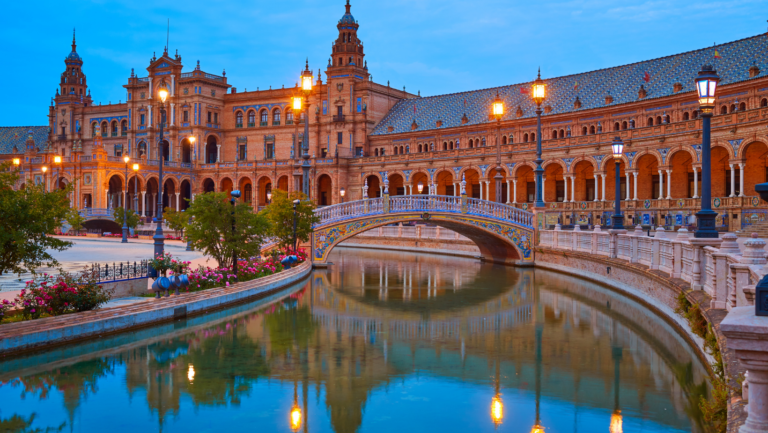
[638,237,652,266]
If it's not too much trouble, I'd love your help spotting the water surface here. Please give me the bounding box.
[0,248,710,432]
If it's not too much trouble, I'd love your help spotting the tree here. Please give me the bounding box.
[0,163,73,276]
[163,206,187,238]
[65,208,86,235]
[112,207,140,230]
[186,192,270,268]
[262,190,319,249]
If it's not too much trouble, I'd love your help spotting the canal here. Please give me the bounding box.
[0,248,710,432]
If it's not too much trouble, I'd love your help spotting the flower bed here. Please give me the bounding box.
[187,248,307,292]
[1,271,112,324]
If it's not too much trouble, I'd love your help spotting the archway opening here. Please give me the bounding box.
[318,174,333,206]
[743,142,768,196]
[388,174,405,196]
[220,177,234,194]
[180,179,192,210]
[365,175,381,198]
[203,178,215,193]
[572,160,595,202]
[669,151,694,199]
[107,175,123,209]
[206,136,218,164]
[487,167,506,203]
[436,171,455,196]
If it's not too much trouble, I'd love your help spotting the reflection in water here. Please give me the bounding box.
[0,248,710,432]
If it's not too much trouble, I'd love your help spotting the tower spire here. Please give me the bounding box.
[345,0,351,14]
[72,28,76,52]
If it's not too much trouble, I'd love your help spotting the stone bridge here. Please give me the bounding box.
[311,194,535,266]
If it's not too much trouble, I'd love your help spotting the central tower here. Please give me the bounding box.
[328,0,367,73]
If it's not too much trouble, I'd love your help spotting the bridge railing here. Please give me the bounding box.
[79,208,115,219]
[314,195,533,228]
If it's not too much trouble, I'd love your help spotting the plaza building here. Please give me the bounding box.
[3,1,768,232]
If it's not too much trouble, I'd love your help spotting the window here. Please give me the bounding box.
[375,148,379,157]
[273,109,281,125]
[406,145,410,153]
[730,104,737,112]
[266,143,274,159]
[559,130,565,138]
[114,144,123,157]
[614,122,620,131]
[207,111,212,123]
[236,112,243,127]
[321,148,328,158]
[529,134,534,142]
[214,113,218,124]
[111,121,118,137]
[92,123,97,137]
[184,111,189,122]
[121,120,128,136]
[286,110,293,125]
[101,122,108,137]
[589,125,596,134]
[622,121,628,129]
[260,110,268,126]
[551,131,557,140]
[238,144,246,161]
[140,114,145,125]
[647,117,654,126]
[683,112,689,121]
[761,98,768,108]
[380,148,385,156]
[523,134,529,143]
[401,145,405,154]
[443,142,447,151]
[248,111,256,127]
[337,106,343,118]
[740,102,746,111]
[692,111,699,119]
[418,144,423,152]
[720,106,728,115]
[582,126,588,135]
[656,116,662,125]
[394,146,399,155]
[469,139,474,147]
[337,132,343,145]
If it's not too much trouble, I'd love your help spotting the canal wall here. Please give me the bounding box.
[0,261,312,357]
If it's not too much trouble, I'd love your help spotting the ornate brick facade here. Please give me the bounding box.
[3,3,768,232]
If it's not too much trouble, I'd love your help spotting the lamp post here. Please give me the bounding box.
[694,65,720,238]
[153,80,170,262]
[532,69,547,207]
[340,187,346,203]
[300,60,313,198]
[132,163,139,216]
[230,189,241,277]
[611,137,625,230]
[122,155,130,243]
[492,92,505,203]
[53,156,62,194]
[292,199,300,253]
[42,166,48,192]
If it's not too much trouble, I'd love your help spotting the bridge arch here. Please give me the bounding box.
[313,197,534,267]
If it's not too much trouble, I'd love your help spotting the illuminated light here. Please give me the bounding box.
[532,69,546,106]
[42,166,48,173]
[611,137,624,160]
[267,191,272,202]
[187,365,195,382]
[54,156,62,164]
[491,396,504,425]
[290,405,302,431]
[694,65,720,114]
[530,425,545,433]
[340,187,346,197]
[12,158,20,166]
[157,80,169,103]
[609,411,622,433]
[188,136,196,144]
[302,76,313,92]
[132,163,139,172]
[417,182,424,194]
[293,96,302,111]
[124,156,130,164]
[492,93,504,119]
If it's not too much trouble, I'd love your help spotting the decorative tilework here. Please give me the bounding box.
[427,168,437,180]
[402,170,412,181]
[625,151,637,169]
[728,138,743,157]
[691,144,702,161]
[658,148,670,164]
[452,167,463,178]
[562,158,575,171]
[478,164,490,177]
[0,127,50,154]
[372,34,768,136]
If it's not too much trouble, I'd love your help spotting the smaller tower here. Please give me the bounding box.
[57,29,90,103]
[328,0,367,74]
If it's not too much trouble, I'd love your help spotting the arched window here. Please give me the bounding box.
[656,116,662,125]
[502,136,507,145]
[260,110,268,125]
[559,129,565,138]
[720,106,728,115]
[393,146,398,155]
[482,137,486,146]
[761,98,768,108]
[285,109,293,125]
[92,123,97,137]
[530,133,535,142]
[551,130,558,140]
[693,110,699,119]
[449,141,454,149]
[614,122,620,131]
[523,134,529,143]
[443,142,447,151]
[418,144,423,152]
[582,126,588,135]
[406,145,410,154]
[248,110,256,126]
[683,112,690,121]
[111,121,118,137]
[740,102,746,111]
[508,135,513,144]
[469,139,474,148]
[273,109,281,125]
[730,104,737,112]
[589,125,596,134]
[101,122,108,137]
[375,148,379,156]
[647,117,654,127]
[400,145,404,154]
[121,120,128,135]
[236,112,243,126]
[622,121,628,130]
[430,142,434,151]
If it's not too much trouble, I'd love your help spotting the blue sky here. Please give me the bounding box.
[3,0,766,126]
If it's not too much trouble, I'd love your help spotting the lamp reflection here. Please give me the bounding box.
[610,411,623,433]
[290,404,302,431]
[187,364,195,382]
[491,395,503,426]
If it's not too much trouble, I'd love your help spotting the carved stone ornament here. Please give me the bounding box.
[337,83,344,92]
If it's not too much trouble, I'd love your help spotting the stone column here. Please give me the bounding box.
[105,189,109,208]
[666,169,672,199]
[479,182,483,199]
[175,192,180,211]
[217,145,221,163]
[506,180,511,204]
[571,175,576,202]
[730,164,736,197]
[512,180,517,203]
[170,103,175,126]
[658,170,664,199]
[148,77,152,99]
[594,175,599,201]
[693,167,699,198]
[721,308,768,433]
[625,172,631,201]
[564,175,569,204]
[485,181,490,200]
[601,174,606,202]
[740,163,746,197]
[141,191,146,217]
[633,172,639,200]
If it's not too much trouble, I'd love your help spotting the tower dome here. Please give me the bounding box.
[65,29,82,63]
[338,0,357,26]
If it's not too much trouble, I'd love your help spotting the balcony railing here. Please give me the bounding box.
[248,122,255,128]
[333,115,346,123]
[260,121,268,127]
[286,120,294,125]
[236,123,243,128]
[273,121,280,126]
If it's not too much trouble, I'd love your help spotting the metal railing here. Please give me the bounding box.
[314,195,534,228]
[91,260,150,282]
[80,208,114,219]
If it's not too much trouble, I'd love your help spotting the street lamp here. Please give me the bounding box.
[292,199,300,253]
[612,137,625,230]
[266,190,272,204]
[122,155,130,243]
[532,69,546,207]
[340,187,346,203]
[188,136,196,163]
[132,163,139,216]
[492,92,505,203]
[694,65,720,238]
[42,166,48,192]
[53,155,62,194]
[300,60,313,198]
[230,189,241,277]
[12,158,20,166]
[417,182,424,194]
[153,79,170,263]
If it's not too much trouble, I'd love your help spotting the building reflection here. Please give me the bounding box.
[2,250,709,432]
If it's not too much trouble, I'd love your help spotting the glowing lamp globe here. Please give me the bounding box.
[492,92,504,119]
[157,80,170,103]
[695,65,720,114]
[611,137,624,160]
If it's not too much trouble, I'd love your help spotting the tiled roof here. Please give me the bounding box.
[372,33,768,136]
[0,127,50,154]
